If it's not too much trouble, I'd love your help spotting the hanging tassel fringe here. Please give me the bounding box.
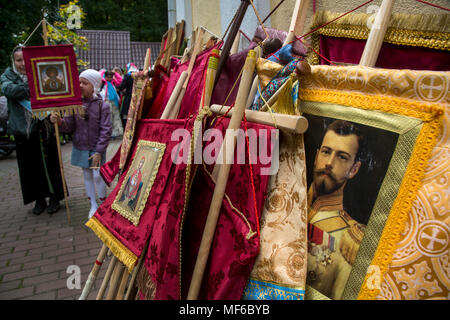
[31,105,84,119]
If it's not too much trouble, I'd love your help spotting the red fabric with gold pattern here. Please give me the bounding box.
[90,118,193,268]
[181,118,275,299]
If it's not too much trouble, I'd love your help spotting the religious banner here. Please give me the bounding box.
[244,77,308,300]
[296,64,447,300]
[120,76,148,174]
[112,140,165,226]
[87,117,194,272]
[22,44,82,116]
[179,117,275,300]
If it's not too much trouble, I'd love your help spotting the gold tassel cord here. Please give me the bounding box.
[31,105,84,119]
[307,11,450,65]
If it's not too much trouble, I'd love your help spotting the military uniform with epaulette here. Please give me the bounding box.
[306,183,366,300]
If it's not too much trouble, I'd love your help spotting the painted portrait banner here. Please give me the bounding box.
[297,65,447,300]
[112,140,165,226]
[86,118,194,272]
[22,44,82,117]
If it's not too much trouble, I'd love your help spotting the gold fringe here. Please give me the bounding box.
[298,87,444,300]
[32,105,84,119]
[312,10,450,33]
[85,217,138,273]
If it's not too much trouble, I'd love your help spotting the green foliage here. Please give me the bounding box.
[47,0,90,68]
[0,0,168,73]
[79,0,168,42]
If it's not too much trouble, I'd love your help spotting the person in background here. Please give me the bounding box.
[50,69,112,219]
[1,45,64,215]
[118,63,138,128]
[100,70,123,139]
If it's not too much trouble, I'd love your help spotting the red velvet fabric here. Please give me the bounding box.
[100,144,121,187]
[139,119,193,299]
[22,44,82,110]
[319,36,450,71]
[210,45,255,107]
[94,118,192,262]
[156,43,221,120]
[145,71,169,119]
[181,117,274,300]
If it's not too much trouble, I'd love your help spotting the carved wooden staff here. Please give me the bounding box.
[187,49,257,300]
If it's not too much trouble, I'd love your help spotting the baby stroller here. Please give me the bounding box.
[0,96,16,156]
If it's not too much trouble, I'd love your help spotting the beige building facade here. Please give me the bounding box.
[170,0,448,44]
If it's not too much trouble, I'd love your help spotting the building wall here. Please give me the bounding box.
[191,0,222,38]
[270,0,449,35]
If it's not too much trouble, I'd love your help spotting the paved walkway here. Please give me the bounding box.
[0,137,121,300]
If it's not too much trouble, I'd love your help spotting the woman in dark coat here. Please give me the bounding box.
[0,46,65,215]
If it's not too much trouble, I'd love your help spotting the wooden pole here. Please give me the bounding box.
[187,50,257,300]
[200,49,221,109]
[42,19,49,46]
[167,28,205,119]
[53,123,71,224]
[160,71,189,119]
[230,30,241,55]
[210,104,308,134]
[284,0,309,45]
[245,46,263,109]
[115,268,130,300]
[213,0,251,88]
[359,0,394,67]
[123,244,148,300]
[105,262,125,300]
[96,256,117,300]
[78,244,109,300]
[41,19,71,224]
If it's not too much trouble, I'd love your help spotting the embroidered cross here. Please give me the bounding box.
[420,226,447,250]
[420,76,443,99]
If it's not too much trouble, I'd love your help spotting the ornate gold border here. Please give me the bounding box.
[30,56,75,100]
[112,140,166,226]
[298,88,444,300]
[85,216,138,272]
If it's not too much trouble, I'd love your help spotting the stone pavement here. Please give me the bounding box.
[0,137,121,300]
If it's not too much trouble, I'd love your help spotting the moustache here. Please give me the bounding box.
[314,168,337,182]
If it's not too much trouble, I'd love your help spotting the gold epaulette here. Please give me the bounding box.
[339,222,366,265]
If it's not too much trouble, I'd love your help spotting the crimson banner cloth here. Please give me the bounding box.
[157,43,221,120]
[100,144,121,187]
[180,118,275,300]
[87,117,194,271]
[145,65,169,119]
[22,44,82,112]
[210,45,255,107]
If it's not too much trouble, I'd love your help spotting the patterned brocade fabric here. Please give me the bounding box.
[244,131,308,300]
[377,109,449,300]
